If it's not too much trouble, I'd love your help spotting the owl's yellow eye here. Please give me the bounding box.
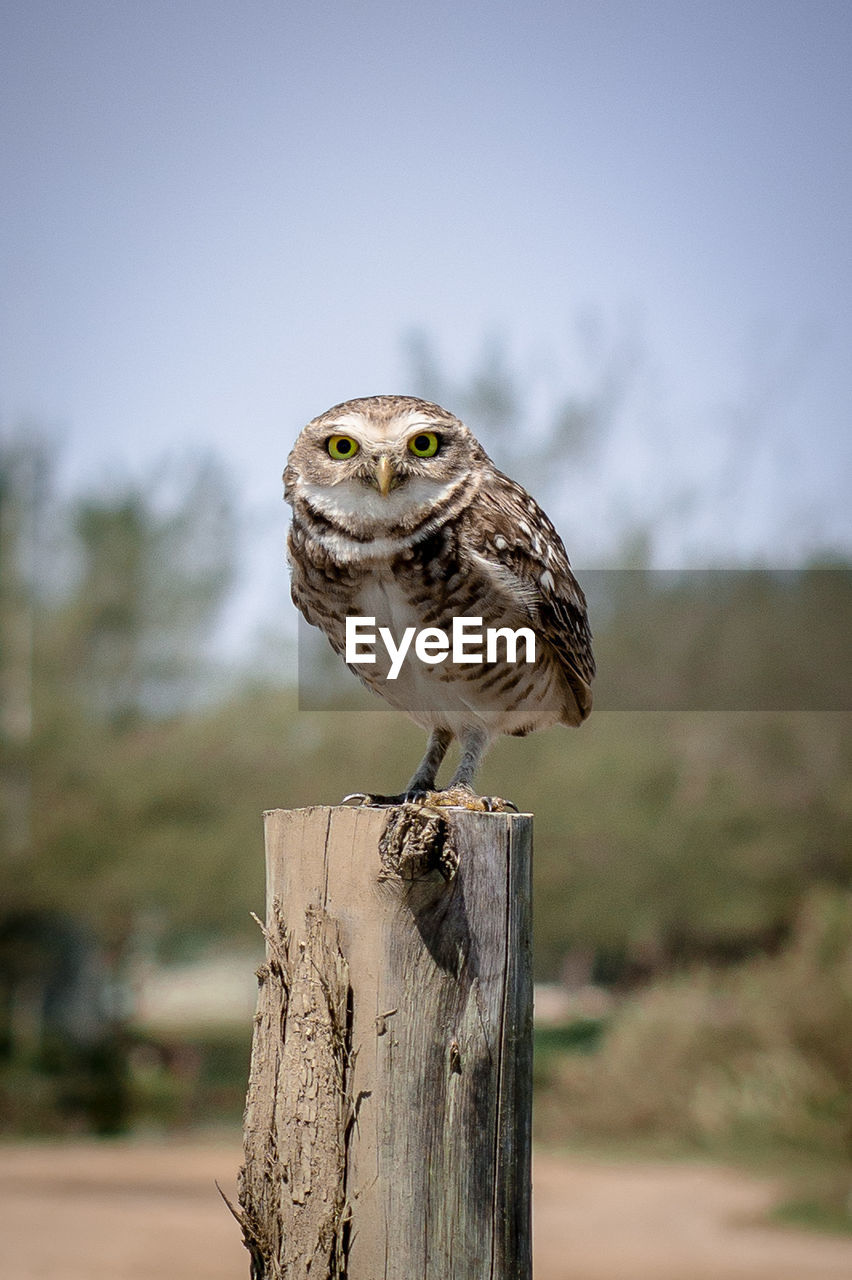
[408,431,440,458]
[327,435,360,460]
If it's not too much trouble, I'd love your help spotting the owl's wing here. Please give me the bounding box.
[286,525,350,658]
[466,469,595,722]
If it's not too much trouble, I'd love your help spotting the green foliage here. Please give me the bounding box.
[533,1021,607,1089]
[67,457,235,724]
[483,707,852,979]
[0,1031,131,1136]
[771,1187,852,1236]
[0,1027,251,1134]
[541,889,852,1161]
[127,1030,251,1130]
[1,438,238,934]
[403,324,644,558]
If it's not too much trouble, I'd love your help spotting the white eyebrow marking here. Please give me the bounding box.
[322,410,438,446]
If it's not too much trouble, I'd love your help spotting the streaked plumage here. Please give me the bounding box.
[284,395,594,800]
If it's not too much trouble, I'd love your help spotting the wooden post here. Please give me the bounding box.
[237,804,533,1280]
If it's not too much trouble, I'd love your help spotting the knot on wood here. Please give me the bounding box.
[378,804,459,881]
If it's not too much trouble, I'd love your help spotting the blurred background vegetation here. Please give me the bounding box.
[1,337,850,1226]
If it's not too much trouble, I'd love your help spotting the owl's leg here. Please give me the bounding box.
[341,728,453,808]
[447,725,489,790]
[427,726,517,812]
[405,727,453,795]
[343,728,516,812]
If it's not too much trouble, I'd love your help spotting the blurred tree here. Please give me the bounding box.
[0,442,239,937]
[404,322,636,472]
[403,323,650,564]
[66,457,236,726]
[0,434,55,861]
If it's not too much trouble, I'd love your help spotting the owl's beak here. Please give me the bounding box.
[375,455,395,497]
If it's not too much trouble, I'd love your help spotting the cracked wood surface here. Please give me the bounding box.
[239,805,533,1280]
[239,904,351,1279]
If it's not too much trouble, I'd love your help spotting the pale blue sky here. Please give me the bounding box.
[2,1,850,643]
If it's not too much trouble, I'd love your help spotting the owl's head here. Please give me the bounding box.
[284,395,485,538]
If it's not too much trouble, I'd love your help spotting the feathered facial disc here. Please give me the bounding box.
[283,395,482,536]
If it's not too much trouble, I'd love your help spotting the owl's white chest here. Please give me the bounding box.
[352,573,420,649]
[350,574,444,724]
[349,570,559,736]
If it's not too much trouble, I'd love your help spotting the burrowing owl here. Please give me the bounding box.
[284,395,594,807]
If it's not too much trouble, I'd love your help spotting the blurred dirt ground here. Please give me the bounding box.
[1,1137,852,1279]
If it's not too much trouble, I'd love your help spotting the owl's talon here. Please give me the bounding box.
[484,796,519,813]
[341,792,412,807]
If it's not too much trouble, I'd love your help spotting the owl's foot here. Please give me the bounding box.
[420,785,519,813]
[341,787,517,812]
[341,790,430,807]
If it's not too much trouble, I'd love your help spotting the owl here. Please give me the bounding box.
[284,395,594,808]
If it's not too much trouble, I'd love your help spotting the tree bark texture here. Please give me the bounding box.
[237,804,533,1280]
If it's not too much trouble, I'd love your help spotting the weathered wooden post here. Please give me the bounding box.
[236,803,533,1279]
